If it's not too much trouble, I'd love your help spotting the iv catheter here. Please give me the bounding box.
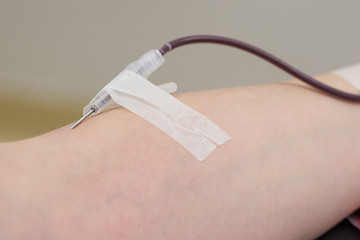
[70,49,177,129]
[71,35,360,129]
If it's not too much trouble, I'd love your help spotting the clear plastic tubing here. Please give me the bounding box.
[84,50,177,116]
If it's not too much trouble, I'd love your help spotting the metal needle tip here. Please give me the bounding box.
[70,108,95,129]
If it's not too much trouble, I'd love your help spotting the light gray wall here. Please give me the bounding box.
[1,0,359,107]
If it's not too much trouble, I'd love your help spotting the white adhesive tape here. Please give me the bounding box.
[334,63,360,91]
[99,70,230,161]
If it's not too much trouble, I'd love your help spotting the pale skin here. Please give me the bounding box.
[1,73,360,239]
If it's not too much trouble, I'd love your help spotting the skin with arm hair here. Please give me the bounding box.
[1,73,360,239]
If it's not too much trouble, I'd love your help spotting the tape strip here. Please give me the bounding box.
[100,70,230,161]
[334,63,360,91]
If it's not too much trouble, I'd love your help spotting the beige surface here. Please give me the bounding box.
[1,0,359,141]
[0,95,80,142]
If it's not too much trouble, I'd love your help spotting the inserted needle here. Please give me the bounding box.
[70,108,95,129]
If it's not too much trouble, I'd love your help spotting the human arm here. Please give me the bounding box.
[1,73,360,239]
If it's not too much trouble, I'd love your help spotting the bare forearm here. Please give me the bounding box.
[1,73,360,239]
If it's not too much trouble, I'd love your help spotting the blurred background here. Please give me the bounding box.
[1,0,359,142]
